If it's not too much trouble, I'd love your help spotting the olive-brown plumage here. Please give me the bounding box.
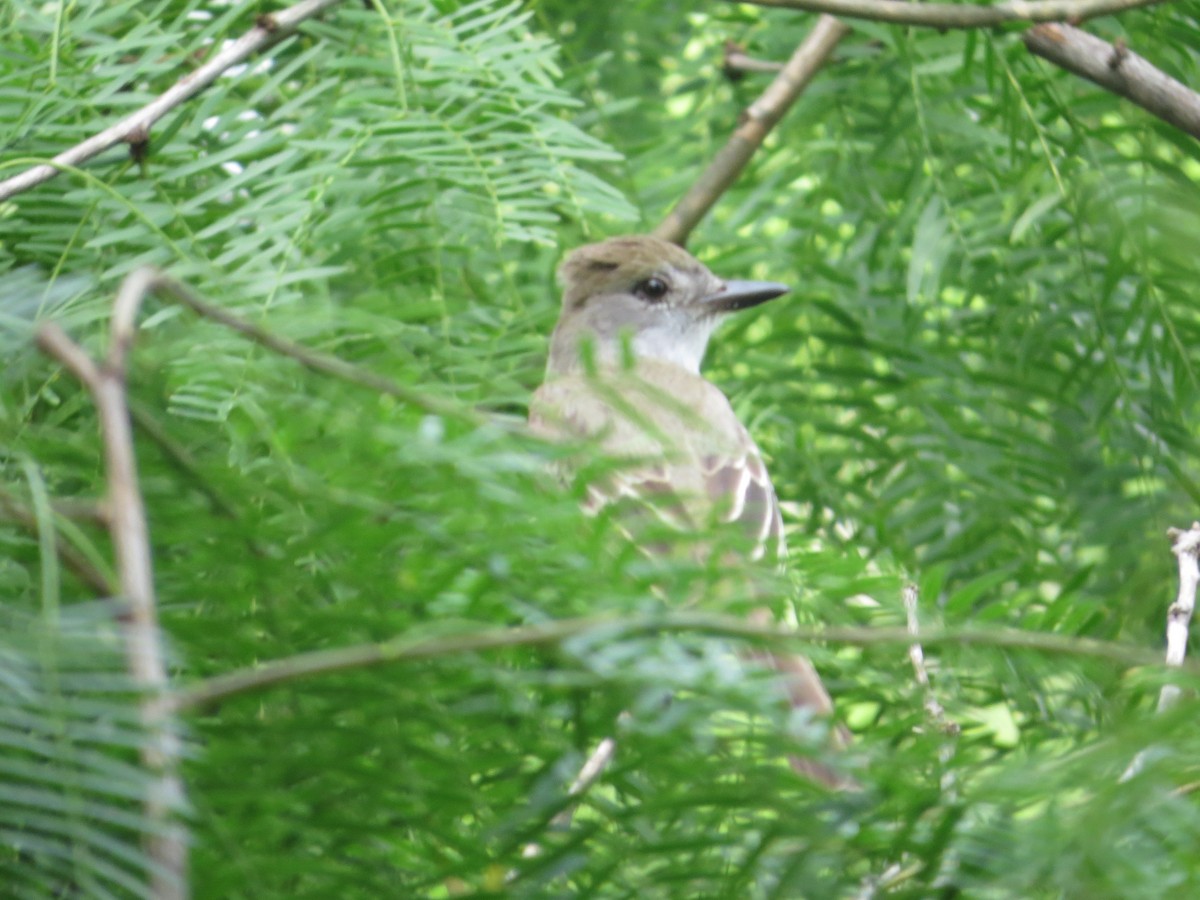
[531,234,849,785]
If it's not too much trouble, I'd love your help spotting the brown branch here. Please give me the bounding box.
[727,0,1167,29]
[128,400,240,520]
[1025,23,1200,141]
[36,271,187,900]
[654,16,850,246]
[723,40,786,77]
[48,497,110,526]
[0,485,115,595]
[36,323,102,392]
[0,0,345,203]
[172,612,1167,713]
[151,276,482,423]
[30,269,496,890]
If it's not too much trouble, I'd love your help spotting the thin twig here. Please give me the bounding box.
[128,400,240,520]
[903,583,957,733]
[1158,523,1200,708]
[0,485,115,595]
[1025,24,1200,141]
[0,488,108,527]
[0,0,345,203]
[36,271,188,900]
[561,734,620,802]
[902,581,958,828]
[520,726,624,862]
[903,584,932,694]
[36,324,101,391]
[152,277,481,423]
[727,0,1167,30]
[1120,522,1200,782]
[48,497,110,526]
[723,40,786,76]
[172,612,1169,713]
[654,15,850,246]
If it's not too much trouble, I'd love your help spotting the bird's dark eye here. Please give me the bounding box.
[635,277,669,302]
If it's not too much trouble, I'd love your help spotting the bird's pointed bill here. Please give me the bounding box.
[701,280,790,314]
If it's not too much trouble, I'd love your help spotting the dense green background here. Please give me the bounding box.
[3,0,1200,896]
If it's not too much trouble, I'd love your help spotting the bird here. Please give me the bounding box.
[529,234,849,786]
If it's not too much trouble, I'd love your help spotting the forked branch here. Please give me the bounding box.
[36,269,188,900]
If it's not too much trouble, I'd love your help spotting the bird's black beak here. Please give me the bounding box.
[702,280,790,314]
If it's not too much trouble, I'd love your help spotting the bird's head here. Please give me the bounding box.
[546,235,789,376]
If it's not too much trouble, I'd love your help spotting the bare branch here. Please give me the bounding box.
[111,268,166,373]
[723,40,786,76]
[520,726,625,863]
[128,400,241,520]
[726,0,1167,30]
[1025,23,1200,141]
[1120,522,1200,782]
[0,0,345,203]
[903,584,931,693]
[903,583,957,733]
[1158,523,1200,710]
[902,581,959,820]
[151,277,482,423]
[47,497,110,526]
[0,486,115,595]
[562,734,621,801]
[35,271,188,900]
[36,323,102,392]
[171,612,1168,714]
[654,15,850,246]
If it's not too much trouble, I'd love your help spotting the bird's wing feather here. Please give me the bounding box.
[531,362,848,787]
[700,436,785,562]
[531,364,784,561]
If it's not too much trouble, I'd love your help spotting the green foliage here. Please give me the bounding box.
[0,603,165,899]
[3,0,1200,896]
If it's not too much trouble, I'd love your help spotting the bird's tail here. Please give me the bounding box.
[747,608,856,790]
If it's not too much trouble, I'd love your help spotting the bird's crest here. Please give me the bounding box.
[558,235,706,309]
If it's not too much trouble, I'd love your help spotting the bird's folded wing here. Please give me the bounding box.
[530,366,784,562]
[531,365,849,787]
